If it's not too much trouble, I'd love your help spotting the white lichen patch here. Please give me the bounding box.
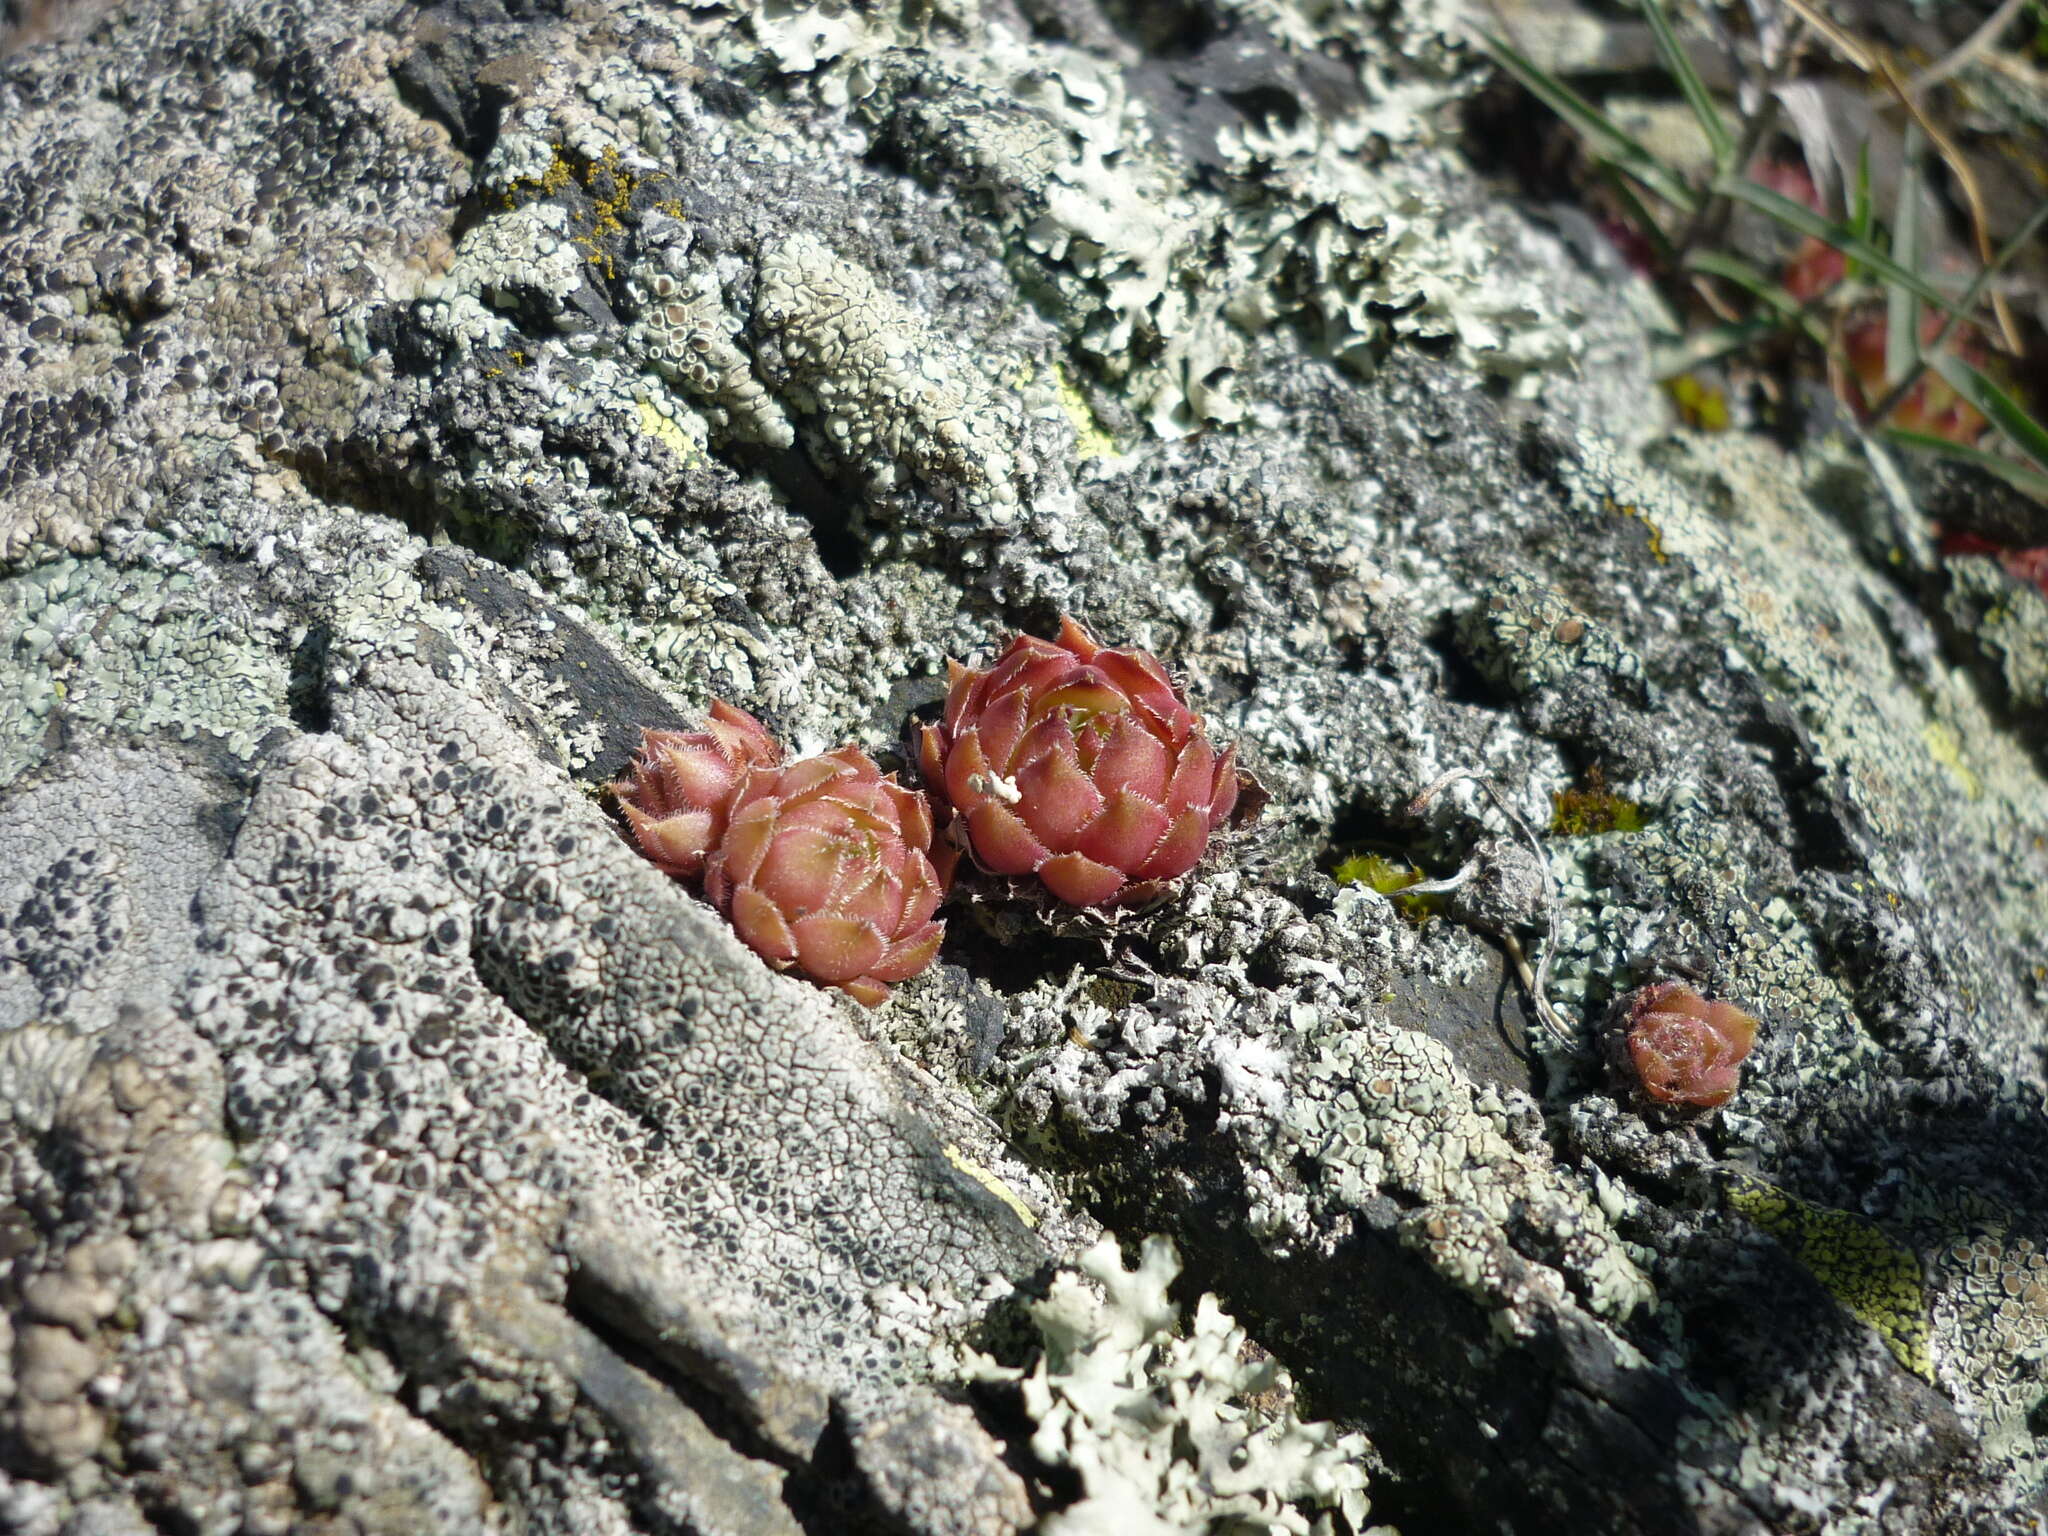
[754,231,1032,528]
[960,1235,1380,1535]
[630,256,794,448]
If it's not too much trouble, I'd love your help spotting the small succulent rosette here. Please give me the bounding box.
[919,616,1244,908]
[704,746,947,1007]
[614,706,947,1006]
[614,701,782,879]
[1608,980,1759,1113]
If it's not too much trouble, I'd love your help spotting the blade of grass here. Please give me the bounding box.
[1846,140,1873,280]
[1653,311,1800,374]
[1881,428,2048,501]
[1597,167,1681,271]
[1717,175,1971,316]
[1884,125,1923,388]
[1641,0,1734,168]
[1868,196,2048,427]
[1477,31,1701,213]
[1681,249,1831,346]
[1930,354,2048,473]
[1873,54,2023,353]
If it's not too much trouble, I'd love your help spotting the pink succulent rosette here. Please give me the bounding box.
[919,615,1240,908]
[705,746,946,1006]
[1623,981,1759,1110]
[614,701,782,879]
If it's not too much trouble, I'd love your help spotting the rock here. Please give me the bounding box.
[2,0,2045,1531]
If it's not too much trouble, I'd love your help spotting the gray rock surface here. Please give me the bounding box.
[2,0,2045,1532]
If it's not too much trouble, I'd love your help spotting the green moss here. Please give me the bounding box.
[1083,974,1142,1011]
[1550,768,1646,836]
[1332,852,1440,922]
[1664,374,1730,432]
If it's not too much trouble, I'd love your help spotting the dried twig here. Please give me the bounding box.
[1407,769,1575,1046]
[1781,0,2020,351]
[1908,0,2030,93]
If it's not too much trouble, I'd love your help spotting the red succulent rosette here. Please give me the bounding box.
[1621,981,1759,1110]
[614,701,782,879]
[1841,312,1989,445]
[705,746,946,1006]
[919,615,1241,907]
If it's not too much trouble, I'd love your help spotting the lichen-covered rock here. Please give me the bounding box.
[3,0,2047,1530]
[957,1235,1376,1534]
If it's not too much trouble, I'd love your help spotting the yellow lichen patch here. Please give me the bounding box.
[1333,853,1440,923]
[500,145,672,281]
[1920,720,1983,801]
[1728,1175,1933,1380]
[500,148,576,209]
[1054,363,1117,459]
[634,399,698,461]
[579,147,638,242]
[1664,374,1730,431]
[1605,496,1668,563]
[942,1144,1037,1228]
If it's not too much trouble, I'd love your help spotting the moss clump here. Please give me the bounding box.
[1332,852,1440,922]
[1551,766,1646,836]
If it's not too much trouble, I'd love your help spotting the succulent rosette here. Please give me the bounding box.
[614,701,782,879]
[705,746,946,1006]
[919,616,1240,907]
[1620,981,1759,1110]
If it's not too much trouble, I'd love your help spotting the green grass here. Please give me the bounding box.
[1476,3,2048,511]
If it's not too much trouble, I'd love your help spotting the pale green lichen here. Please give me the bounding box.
[1906,1188,2048,1493]
[1574,432,2048,885]
[628,256,794,450]
[0,550,292,789]
[754,230,1037,530]
[960,1235,1380,1536]
[1278,926,1655,1324]
[1456,571,1646,701]
[1942,555,2048,717]
[848,22,1594,439]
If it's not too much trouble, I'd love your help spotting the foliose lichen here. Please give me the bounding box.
[956,1235,1380,1535]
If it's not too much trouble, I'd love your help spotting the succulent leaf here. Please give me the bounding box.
[613,702,781,879]
[1619,981,1760,1110]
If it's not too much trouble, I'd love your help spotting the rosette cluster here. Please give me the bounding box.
[615,708,945,1006]
[918,616,1240,907]
[1619,981,1759,1110]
